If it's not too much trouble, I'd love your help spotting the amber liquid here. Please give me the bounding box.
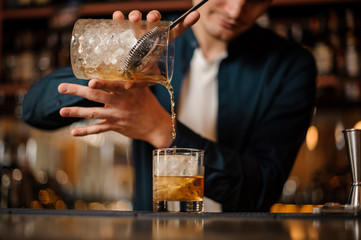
[153,176,204,201]
[153,176,204,212]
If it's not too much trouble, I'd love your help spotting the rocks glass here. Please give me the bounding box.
[153,148,205,213]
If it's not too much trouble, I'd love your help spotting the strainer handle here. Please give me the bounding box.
[169,0,209,30]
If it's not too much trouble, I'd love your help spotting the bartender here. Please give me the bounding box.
[22,0,316,212]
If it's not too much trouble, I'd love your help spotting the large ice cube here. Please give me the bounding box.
[76,20,137,69]
[154,155,198,176]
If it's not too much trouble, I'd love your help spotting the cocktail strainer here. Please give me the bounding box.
[123,0,208,74]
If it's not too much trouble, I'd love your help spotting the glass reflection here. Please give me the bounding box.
[152,218,204,240]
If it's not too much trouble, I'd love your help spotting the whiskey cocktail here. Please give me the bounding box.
[153,148,205,212]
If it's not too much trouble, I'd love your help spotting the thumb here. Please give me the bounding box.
[169,11,200,42]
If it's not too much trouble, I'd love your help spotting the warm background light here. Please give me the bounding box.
[306,125,318,151]
[354,121,361,129]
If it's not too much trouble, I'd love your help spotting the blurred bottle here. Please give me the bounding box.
[311,14,335,76]
[37,31,58,78]
[17,0,32,8]
[5,0,52,8]
[343,9,360,102]
[8,29,38,84]
[0,126,21,208]
[327,9,345,78]
[57,31,72,67]
[32,0,52,6]
[0,115,36,208]
[310,11,343,103]
[4,0,18,9]
[3,31,17,84]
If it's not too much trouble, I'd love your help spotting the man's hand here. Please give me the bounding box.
[113,9,200,41]
[58,80,174,148]
[58,9,199,147]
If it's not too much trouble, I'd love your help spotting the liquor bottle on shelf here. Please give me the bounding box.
[0,131,20,208]
[309,11,344,104]
[50,0,80,29]
[0,116,36,208]
[4,0,52,8]
[32,0,52,6]
[343,8,360,103]
[3,27,61,84]
[4,29,39,84]
[4,0,18,9]
[327,9,345,79]
[3,31,18,84]
[37,31,58,78]
[311,13,335,77]
[57,31,72,67]
[0,93,70,209]
[17,0,32,7]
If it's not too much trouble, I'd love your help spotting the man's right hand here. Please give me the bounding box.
[112,9,200,42]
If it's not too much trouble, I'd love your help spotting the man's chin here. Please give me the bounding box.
[212,30,240,42]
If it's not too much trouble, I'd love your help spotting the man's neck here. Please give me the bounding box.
[192,25,227,61]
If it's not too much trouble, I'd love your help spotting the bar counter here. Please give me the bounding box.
[1,208,360,239]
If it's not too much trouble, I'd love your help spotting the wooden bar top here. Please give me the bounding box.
[1,208,360,239]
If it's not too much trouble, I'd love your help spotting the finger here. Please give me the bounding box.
[58,83,111,104]
[89,79,150,91]
[113,11,125,20]
[60,106,111,120]
[127,81,154,88]
[128,10,142,23]
[71,121,112,136]
[170,11,200,41]
[124,82,135,90]
[88,79,127,92]
[146,10,161,22]
[123,81,154,89]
